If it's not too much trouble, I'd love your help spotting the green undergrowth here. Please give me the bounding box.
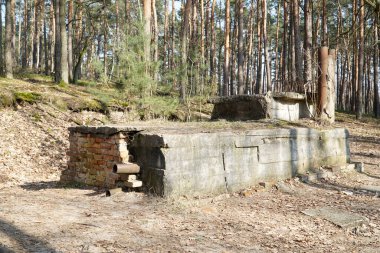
[0,74,131,113]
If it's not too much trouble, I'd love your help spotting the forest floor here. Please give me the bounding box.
[0,76,380,252]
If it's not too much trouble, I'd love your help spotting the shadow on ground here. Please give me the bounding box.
[0,219,56,253]
[20,181,105,196]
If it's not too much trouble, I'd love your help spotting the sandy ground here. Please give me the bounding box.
[0,106,379,253]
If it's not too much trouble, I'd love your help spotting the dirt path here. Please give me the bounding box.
[0,109,379,252]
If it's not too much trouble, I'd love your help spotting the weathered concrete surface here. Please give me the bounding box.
[209,92,316,121]
[65,125,350,197]
[130,128,350,197]
[302,207,368,229]
[358,185,380,193]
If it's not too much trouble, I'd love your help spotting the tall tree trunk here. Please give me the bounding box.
[351,0,358,111]
[17,6,22,66]
[44,15,48,75]
[180,0,192,103]
[5,0,15,78]
[274,1,280,88]
[29,0,35,68]
[67,0,73,81]
[54,0,61,82]
[152,0,158,80]
[102,0,108,79]
[292,0,302,91]
[356,0,364,119]
[22,0,28,68]
[39,1,44,71]
[59,0,68,83]
[374,12,379,117]
[281,0,288,90]
[321,0,327,46]
[210,0,217,90]
[0,2,3,75]
[223,0,230,96]
[163,0,169,70]
[33,0,41,70]
[74,0,82,79]
[49,0,55,73]
[237,0,244,94]
[230,7,237,95]
[200,0,205,89]
[262,0,271,92]
[304,0,312,90]
[245,0,254,94]
[256,0,262,93]
[143,0,151,64]
[171,0,175,71]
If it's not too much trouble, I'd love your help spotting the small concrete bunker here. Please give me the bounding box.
[61,126,350,197]
[209,92,315,121]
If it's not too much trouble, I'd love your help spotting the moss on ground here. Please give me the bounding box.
[14,91,42,104]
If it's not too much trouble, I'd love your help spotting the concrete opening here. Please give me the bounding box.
[61,125,350,197]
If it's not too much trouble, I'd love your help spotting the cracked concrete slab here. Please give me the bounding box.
[302,207,368,229]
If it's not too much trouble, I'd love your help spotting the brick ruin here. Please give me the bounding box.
[61,126,139,187]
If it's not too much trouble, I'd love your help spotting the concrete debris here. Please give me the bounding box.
[302,207,368,229]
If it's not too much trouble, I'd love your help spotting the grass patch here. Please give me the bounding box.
[14,91,42,104]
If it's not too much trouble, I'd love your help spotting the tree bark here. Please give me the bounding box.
[292,0,302,91]
[223,0,230,96]
[68,0,73,81]
[274,1,280,88]
[33,0,41,70]
[351,0,358,112]
[102,0,108,79]
[321,0,327,46]
[49,0,55,73]
[262,0,271,92]
[245,0,254,94]
[0,1,3,75]
[180,0,192,103]
[54,0,61,82]
[152,0,158,80]
[318,47,329,118]
[163,0,169,70]
[143,0,151,64]
[59,0,68,83]
[281,0,288,91]
[210,0,217,90]
[255,0,262,94]
[171,0,175,71]
[374,12,379,117]
[237,0,244,94]
[5,0,15,78]
[356,0,364,119]
[304,0,313,90]
[22,0,28,68]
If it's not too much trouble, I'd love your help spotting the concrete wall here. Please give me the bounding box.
[62,126,350,197]
[130,128,350,197]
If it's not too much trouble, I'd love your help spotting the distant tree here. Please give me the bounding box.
[5,0,15,78]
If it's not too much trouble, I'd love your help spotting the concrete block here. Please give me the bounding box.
[125,180,143,188]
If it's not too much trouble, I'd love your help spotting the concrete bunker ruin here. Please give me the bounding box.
[61,125,350,197]
[209,92,315,121]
